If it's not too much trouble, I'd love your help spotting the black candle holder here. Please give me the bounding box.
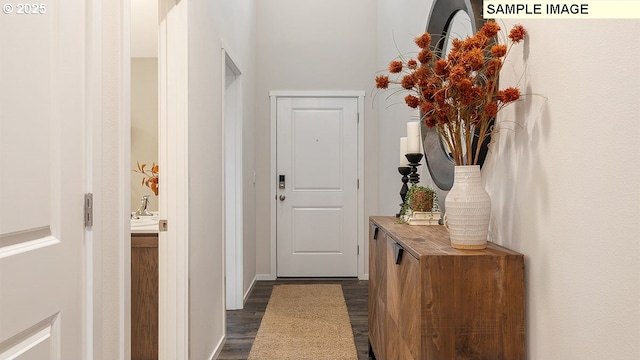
[405,152,424,186]
[396,166,411,217]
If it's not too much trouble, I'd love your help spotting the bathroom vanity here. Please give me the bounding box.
[131,215,159,360]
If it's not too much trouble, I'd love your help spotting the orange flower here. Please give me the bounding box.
[434,89,446,107]
[459,79,474,105]
[420,101,434,115]
[434,59,448,76]
[418,49,433,64]
[447,48,462,63]
[464,48,484,71]
[451,38,463,52]
[424,115,437,128]
[491,44,507,58]
[498,87,521,103]
[401,75,416,89]
[422,86,434,100]
[448,65,467,86]
[407,59,418,69]
[404,95,420,108]
[509,25,527,43]
[414,33,431,48]
[463,34,488,50]
[414,66,430,80]
[389,61,403,73]
[480,21,501,38]
[459,81,482,106]
[484,102,499,117]
[375,75,390,89]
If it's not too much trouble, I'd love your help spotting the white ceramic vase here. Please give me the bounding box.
[444,165,490,250]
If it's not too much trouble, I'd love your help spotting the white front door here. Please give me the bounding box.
[276,97,358,277]
[0,2,86,359]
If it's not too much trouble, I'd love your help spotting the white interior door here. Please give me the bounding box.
[276,97,358,277]
[0,2,86,359]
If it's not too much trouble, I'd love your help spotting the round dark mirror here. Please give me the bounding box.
[422,0,487,191]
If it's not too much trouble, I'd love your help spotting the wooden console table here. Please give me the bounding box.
[368,216,525,360]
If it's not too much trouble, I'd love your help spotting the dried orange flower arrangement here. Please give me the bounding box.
[133,162,159,196]
[376,21,527,165]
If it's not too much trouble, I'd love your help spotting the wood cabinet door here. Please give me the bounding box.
[368,223,387,357]
[386,239,420,359]
[131,235,159,360]
[399,251,420,359]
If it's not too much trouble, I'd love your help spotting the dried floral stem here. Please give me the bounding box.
[133,161,159,196]
[376,22,527,166]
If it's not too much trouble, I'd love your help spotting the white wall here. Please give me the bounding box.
[483,19,640,360]
[376,0,437,216]
[186,0,257,358]
[255,0,379,277]
[130,58,159,212]
[130,0,159,212]
[376,1,640,357]
[131,0,158,58]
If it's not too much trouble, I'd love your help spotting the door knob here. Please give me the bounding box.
[279,195,286,201]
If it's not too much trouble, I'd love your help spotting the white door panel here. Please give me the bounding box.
[0,2,85,359]
[276,97,358,277]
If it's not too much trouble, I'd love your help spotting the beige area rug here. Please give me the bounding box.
[248,284,358,360]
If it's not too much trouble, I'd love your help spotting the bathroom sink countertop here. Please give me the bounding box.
[131,212,159,234]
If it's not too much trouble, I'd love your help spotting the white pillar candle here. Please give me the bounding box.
[399,137,409,166]
[407,121,421,153]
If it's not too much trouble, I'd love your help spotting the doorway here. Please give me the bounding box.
[270,92,366,278]
[223,48,244,310]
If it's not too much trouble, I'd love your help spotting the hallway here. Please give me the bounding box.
[217,279,369,359]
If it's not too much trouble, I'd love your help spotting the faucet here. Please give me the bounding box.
[135,195,153,217]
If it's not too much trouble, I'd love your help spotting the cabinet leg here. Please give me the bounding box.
[368,339,376,359]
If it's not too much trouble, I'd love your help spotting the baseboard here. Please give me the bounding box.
[256,273,276,281]
[256,273,367,280]
[210,335,225,360]
[243,275,257,305]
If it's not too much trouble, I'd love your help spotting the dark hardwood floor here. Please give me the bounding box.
[217,278,369,360]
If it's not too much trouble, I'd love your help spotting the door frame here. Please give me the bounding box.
[88,0,188,358]
[120,0,190,359]
[268,91,366,280]
[87,0,106,358]
[157,1,189,359]
[221,44,244,310]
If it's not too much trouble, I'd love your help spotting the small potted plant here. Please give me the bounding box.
[401,185,440,225]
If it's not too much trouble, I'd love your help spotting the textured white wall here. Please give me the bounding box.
[186,0,257,358]
[375,1,640,357]
[255,0,379,277]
